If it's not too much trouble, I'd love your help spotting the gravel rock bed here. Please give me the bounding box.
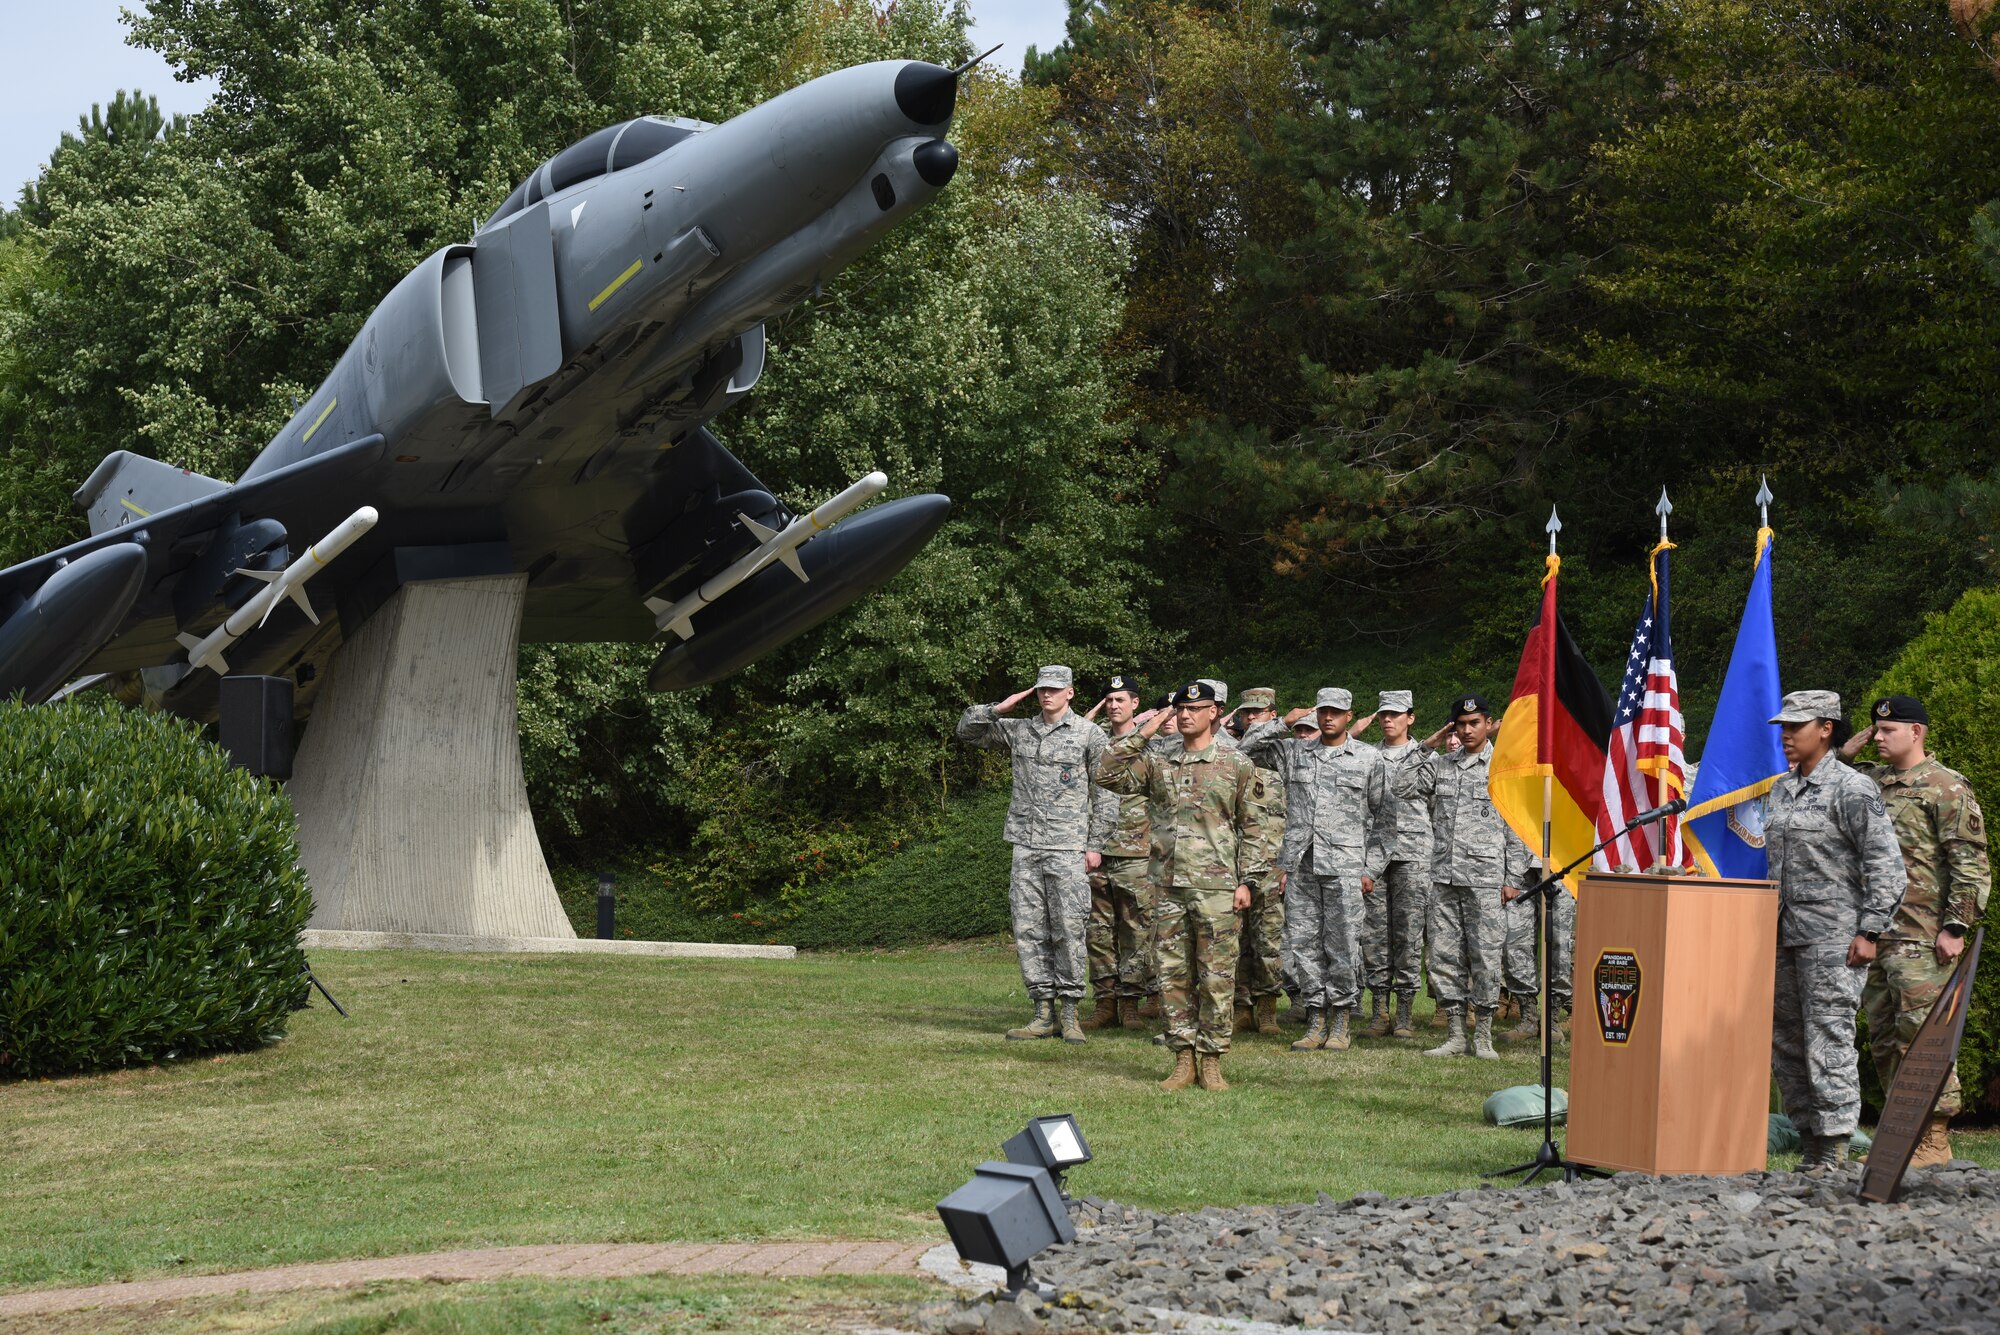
[911,1162,2000,1333]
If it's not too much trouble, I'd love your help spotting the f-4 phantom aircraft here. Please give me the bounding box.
[0,57,970,718]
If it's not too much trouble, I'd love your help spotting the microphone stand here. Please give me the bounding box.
[1482,801,1683,1186]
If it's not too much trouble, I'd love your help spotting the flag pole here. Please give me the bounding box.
[1539,508,1558,1103]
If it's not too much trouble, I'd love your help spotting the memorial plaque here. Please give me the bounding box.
[1859,927,1983,1204]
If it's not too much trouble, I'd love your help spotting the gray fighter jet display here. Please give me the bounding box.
[0,57,972,716]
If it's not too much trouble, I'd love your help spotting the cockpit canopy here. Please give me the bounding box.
[482,116,713,230]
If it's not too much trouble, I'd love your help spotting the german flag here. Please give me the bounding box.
[1489,555,1615,891]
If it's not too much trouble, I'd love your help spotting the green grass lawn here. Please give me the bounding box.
[13,1275,933,1335]
[4,941,1994,1302]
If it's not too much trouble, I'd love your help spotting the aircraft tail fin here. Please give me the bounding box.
[74,451,227,537]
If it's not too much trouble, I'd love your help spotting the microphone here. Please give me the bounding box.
[1623,796,1688,829]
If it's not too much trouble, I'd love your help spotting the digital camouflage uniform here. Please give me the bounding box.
[1234,736,1289,1007]
[1097,731,1274,1054]
[1502,864,1576,1008]
[1090,723,1161,1001]
[957,703,1115,1002]
[1371,740,1435,1001]
[1395,742,1534,1013]
[1853,756,1990,1116]
[1764,755,1907,1138]
[1240,722,1388,1014]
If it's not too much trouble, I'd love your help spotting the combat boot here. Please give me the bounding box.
[1471,1008,1500,1060]
[1799,1133,1849,1172]
[1424,1007,1468,1057]
[1139,994,1163,1020]
[1059,1000,1087,1044]
[1365,991,1394,1038]
[1159,1049,1197,1091]
[1909,1116,1954,1169]
[1552,1008,1570,1046]
[1197,1054,1230,1091]
[1005,1000,1057,1041]
[1254,996,1280,1035]
[1233,1002,1255,1034]
[1116,996,1142,1029]
[1504,996,1541,1042]
[1291,1008,1328,1051]
[1498,994,1519,1024]
[1324,1007,1352,1052]
[1391,993,1416,1038]
[1079,993,1119,1030]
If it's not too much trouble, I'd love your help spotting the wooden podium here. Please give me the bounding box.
[1566,873,1779,1175]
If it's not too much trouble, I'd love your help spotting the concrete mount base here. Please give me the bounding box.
[290,574,575,938]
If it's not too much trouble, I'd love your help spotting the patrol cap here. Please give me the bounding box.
[1872,695,1930,725]
[1105,671,1142,697]
[1035,665,1074,690]
[1197,678,1229,705]
[1769,689,1841,724]
[1315,687,1353,711]
[1178,680,1224,706]
[1292,717,1319,735]
[1237,687,1276,711]
[1451,694,1493,720]
[1378,689,1414,714]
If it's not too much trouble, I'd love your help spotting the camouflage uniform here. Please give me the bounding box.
[1091,723,1161,1001]
[957,703,1115,1002]
[1502,867,1576,1008]
[1371,740,1435,1001]
[1097,730,1274,1054]
[1395,742,1533,1013]
[1764,755,1907,1138]
[1853,756,1990,1116]
[1240,722,1388,1014]
[1234,727,1289,1007]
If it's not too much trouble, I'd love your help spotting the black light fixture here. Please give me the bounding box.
[1001,1113,1093,1199]
[936,1160,1077,1295]
[596,872,616,939]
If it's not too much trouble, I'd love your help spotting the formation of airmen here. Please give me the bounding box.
[958,671,1990,1166]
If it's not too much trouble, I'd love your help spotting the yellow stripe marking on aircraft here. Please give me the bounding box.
[589,258,644,312]
[301,397,338,443]
[120,498,151,518]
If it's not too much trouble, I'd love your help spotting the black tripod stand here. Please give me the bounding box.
[1482,798,1685,1186]
[303,959,349,1017]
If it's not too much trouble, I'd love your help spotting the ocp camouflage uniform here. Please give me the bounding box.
[1091,726,1161,1001]
[1764,755,1907,1139]
[1370,740,1435,1004]
[957,703,1115,1002]
[1097,732,1274,1054]
[1240,723,1388,1016]
[1853,756,1990,1116]
[1234,749,1289,1008]
[1396,742,1533,1014]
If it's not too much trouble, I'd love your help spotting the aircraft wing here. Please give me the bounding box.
[0,435,387,697]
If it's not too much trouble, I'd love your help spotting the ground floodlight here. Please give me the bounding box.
[1001,1114,1092,1197]
[936,1160,1077,1293]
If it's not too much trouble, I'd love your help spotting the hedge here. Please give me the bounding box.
[1863,585,2000,1114]
[0,699,313,1077]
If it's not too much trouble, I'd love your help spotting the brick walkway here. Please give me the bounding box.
[0,1240,939,1319]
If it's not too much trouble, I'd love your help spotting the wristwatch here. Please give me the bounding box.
[1862,930,1881,944]
[1941,925,1967,940]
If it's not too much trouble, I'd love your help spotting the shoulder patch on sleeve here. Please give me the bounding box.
[1867,793,1886,818]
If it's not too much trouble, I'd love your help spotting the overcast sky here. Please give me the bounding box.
[0,0,1071,206]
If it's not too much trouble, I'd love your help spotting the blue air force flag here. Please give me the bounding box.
[1683,529,1788,879]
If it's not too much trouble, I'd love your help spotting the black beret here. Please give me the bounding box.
[1155,691,1177,711]
[1451,693,1493,719]
[1179,679,1222,705]
[1872,695,1930,725]
[1106,672,1142,696]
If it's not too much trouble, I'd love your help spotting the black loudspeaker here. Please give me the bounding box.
[219,675,296,780]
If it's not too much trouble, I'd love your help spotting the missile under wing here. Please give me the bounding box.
[0,58,968,715]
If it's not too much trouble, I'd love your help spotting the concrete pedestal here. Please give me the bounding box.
[290,574,574,938]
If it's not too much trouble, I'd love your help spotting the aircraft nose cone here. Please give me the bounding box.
[913,139,960,187]
[894,61,958,127]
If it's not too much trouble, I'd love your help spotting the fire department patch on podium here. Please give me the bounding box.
[1594,950,1642,1044]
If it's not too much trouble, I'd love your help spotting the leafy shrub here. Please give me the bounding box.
[1863,586,2000,1115]
[0,699,312,1077]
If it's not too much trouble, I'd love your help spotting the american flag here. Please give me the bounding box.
[1594,543,1687,870]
